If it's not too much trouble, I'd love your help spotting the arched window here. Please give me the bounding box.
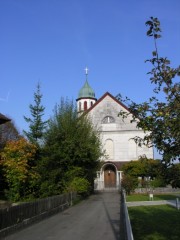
[102,116,115,124]
[91,101,93,106]
[105,139,114,160]
[79,102,81,111]
[84,101,87,110]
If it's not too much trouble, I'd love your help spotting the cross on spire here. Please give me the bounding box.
[84,67,89,81]
[84,67,89,75]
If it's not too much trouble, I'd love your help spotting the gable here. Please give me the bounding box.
[86,92,130,114]
[86,92,138,131]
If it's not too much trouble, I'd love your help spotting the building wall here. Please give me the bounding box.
[88,94,154,163]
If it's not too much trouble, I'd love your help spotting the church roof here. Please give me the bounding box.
[0,113,11,125]
[86,92,130,113]
[78,80,96,99]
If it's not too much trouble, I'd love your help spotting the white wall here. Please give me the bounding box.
[88,94,154,162]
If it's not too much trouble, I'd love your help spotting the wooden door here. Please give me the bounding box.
[104,167,116,188]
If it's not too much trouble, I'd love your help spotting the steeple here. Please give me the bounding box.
[78,67,95,98]
[76,68,97,113]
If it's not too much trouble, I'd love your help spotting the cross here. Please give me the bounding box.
[84,67,89,75]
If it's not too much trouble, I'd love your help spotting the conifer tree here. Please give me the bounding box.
[23,83,48,146]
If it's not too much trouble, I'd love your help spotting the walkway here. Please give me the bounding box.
[3,192,121,240]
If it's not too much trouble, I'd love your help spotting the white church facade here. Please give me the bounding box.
[76,70,154,190]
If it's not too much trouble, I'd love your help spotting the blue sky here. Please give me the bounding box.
[1,0,180,158]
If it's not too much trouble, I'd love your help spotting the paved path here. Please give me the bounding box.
[3,192,121,240]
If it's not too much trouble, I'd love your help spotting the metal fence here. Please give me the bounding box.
[0,192,77,233]
[121,190,134,240]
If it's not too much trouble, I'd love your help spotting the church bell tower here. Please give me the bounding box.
[76,68,97,113]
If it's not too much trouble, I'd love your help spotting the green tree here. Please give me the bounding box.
[122,157,160,179]
[121,157,164,188]
[39,98,102,197]
[165,163,180,188]
[118,17,180,166]
[23,83,48,146]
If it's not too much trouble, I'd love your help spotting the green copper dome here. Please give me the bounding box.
[78,80,95,98]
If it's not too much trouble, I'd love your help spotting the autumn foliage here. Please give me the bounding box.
[0,138,39,201]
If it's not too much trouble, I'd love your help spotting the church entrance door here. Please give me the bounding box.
[104,164,116,188]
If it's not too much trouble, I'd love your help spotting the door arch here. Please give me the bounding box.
[103,164,116,188]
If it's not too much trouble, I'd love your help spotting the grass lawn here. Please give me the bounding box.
[126,193,179,202]
[128,205,180,240]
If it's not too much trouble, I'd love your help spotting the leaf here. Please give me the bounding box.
[156,34,161,38]
[152,51,157,56]
[146,20,153,26]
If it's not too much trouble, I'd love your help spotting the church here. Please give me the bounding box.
[76,69,154,190]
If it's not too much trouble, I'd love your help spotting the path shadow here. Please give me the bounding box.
[101,192,120,240]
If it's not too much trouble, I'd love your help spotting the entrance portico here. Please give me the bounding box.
[94,162,123,191]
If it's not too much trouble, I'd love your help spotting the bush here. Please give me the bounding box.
[121,175,138,195]
[68,177,90,197]
[150,178,166,188]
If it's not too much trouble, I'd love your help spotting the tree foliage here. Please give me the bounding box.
[68,177,90,197]
[39,98,102,197]
[0,119,21,197]
[64,167,91,197]
[0,138,39,201]
[121,157,164,188]
[164,163,180,188]
[121,157,180,188]
[121,157,161,180]
[23,83,48,146]
[118,17,180,166]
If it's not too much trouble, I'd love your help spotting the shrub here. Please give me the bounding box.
[150,178,166,188]
[121,175,138,195]
[68,177,90,197]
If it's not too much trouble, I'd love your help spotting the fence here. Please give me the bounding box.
[0,192,77,237]
[121,190,134,240]
[121,188,180,240]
